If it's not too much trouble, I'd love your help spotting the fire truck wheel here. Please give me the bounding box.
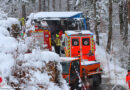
[92,74,101,87]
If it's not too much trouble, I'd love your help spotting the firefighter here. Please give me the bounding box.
[126,71,130,90]
[54,34,61,55]
[59,30,63,39]
[19,17,25,38]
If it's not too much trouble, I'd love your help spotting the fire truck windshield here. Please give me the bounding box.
[61,61,71,74]
[32,18,85,32]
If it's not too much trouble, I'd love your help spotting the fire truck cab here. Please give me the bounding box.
[64,30,95,61]
[60,57,102,89]
[27,12,89,52]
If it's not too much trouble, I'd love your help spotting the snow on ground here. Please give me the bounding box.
[6,18,20,28]
[0,32,69,89]
[0,17,20,29]
[20,50,69,90]
[0,26,18,89]
[0,9,7,20]
[6,49,69,90]
[95,33,128,89]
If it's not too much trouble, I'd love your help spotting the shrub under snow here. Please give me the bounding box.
[0,17,69,90]
[8,50,69,90]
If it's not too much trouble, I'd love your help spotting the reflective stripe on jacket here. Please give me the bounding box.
[55,38,61,46]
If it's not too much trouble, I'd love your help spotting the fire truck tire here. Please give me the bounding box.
[92,74,101,86]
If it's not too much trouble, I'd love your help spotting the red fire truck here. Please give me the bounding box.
[64,30,95,61]
[60,30,102,89]
[29,20,52,51]
[60,56,102,89]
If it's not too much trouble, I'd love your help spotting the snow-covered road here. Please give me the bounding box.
[90,78,127,90]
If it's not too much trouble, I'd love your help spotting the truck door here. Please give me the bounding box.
[31,31,44,49]
[81,37,91,59]
[71,37,80,57]
[44,30,52,51]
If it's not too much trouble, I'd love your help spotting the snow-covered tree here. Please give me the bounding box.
[106,0,113,53]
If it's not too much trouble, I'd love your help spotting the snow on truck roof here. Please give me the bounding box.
[81,60,100,66]
[60,57,100,66]
[28,12,83,19]
[65,30,93,36]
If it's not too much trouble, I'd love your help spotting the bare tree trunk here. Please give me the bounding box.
[59,0,61,11]
[123,0,128,46]
[79,0,81,10]
[93,0,100,45]
[128,0,130,72]
[106,0,112,53]
[67,0,70,11]
[128,0,130,24]
[39,0,41,11]
[48,0,50,11]
[129,48,130,62]
[22,4,26,19]
[53,0,56,11]
[42,0,46,11]
[119,1,124,36]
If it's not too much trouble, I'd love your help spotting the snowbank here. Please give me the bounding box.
[6,18,20,28]
[95,33,128,89]
[0,25,69,89]
[0,26,18,89]
[0,53,14,78]
[0,20,9,29]
[0,17,20,29]
[23,50,60,68]
[0,9,7,20]
[8,50,69,90]
[0,13,23,89]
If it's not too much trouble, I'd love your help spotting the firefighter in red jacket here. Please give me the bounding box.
[126,71,130,90]
[59,30,63,39]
